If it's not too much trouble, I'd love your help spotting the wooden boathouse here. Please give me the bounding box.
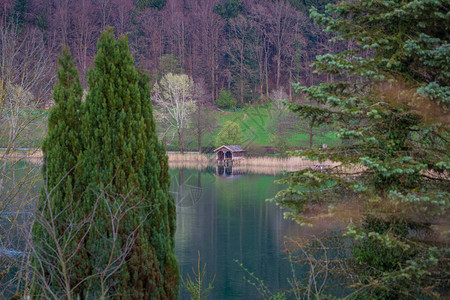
[214,145,245,165]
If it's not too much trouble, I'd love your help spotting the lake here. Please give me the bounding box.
[1,161,354,298]
[171,167,350,299]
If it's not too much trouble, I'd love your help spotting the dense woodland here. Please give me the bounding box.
[1,0,336,105]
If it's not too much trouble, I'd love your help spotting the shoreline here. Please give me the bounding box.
[1,150,339,174]
[167,153,339,173]
[4,151,445,179]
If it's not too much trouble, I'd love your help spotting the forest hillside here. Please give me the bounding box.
[1,0,337,105]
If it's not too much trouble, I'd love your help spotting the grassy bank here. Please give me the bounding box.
[163,105,340,152]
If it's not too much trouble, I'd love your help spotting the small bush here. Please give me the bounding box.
[269,134,290,157]
[215,121,242,147]
[215,89,236,109]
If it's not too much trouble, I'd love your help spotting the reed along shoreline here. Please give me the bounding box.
[2,151,340,175]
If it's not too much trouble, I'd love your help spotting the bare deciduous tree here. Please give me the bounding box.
[112,0,132,35]
[152,73,196,154]
[0,19,53,298]
[191,79,217,153]
[0,20,53,152]
[226,14,259,103]
[188,0,224,100]
[71,0,98,81]
[250,0,298,91]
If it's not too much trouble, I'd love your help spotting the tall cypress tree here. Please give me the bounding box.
[31,47,83,296]
[80,28,178,298]
[32,30,178,298]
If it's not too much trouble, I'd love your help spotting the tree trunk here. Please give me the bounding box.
[288,61,293,100]
[178,128,184,154]
[198,130,202,154]
[197,106,202,153]
[276,48,281,90]
[264,49,269,97]
[240,38,244,103]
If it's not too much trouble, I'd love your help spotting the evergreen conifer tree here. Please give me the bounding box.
[276,0,449,297]
[31,47,84,296]
[79,28,178,298]
[8,0,29,28]
[32,30,178,298]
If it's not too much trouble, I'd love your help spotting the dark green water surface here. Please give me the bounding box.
[171,168,303,299]
[1,162,345,298]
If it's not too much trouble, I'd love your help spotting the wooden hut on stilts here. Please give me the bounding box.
[213,145,246,166]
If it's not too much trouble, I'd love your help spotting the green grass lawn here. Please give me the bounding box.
[169,105,340,152]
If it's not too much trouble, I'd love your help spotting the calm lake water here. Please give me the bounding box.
[171,167,335,299]
[2,161,353,298]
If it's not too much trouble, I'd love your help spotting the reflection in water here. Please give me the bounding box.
[172,168,316,299]
[0,161,39,297]
[2,161,446,297]
[0,213,33,297]
[216,165,245,177]
[172,167,450,299]
[171,168,203,208]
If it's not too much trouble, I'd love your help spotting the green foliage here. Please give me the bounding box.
[4,105,340,152]
[8,0,28,28]
[275,0,450,297]
[80,28,178,298]
[33,30,179,298]
[181,251,215,300]
[269,134,290,157]
[279,0,450,220]
[236,259,286,300]
[353,216,413,273]
[346,217,443,299]
[215,120,242,147]
[136,0,167,10]
[214,0,244,20]
[215,89,236,109]
[154,54,184,83]
[34,12,48,32]
[31,46,83,296]
[287,0,334,13]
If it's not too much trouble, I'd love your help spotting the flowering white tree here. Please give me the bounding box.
[152,73,196,153]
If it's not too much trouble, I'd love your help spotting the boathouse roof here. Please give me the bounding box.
[213,145,246,153]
